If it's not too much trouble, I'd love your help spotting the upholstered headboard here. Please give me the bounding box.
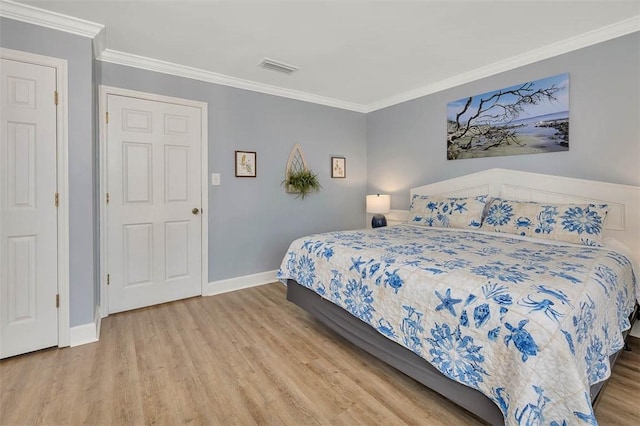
[409,168,640,265]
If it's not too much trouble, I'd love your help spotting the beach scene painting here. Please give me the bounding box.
[447,73,569,160]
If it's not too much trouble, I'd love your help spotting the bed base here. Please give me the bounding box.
[287,279,637,425]
[287,279,504,425]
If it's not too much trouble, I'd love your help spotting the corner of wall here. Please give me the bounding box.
[69,305,101,347]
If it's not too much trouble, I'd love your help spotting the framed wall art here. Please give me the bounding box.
[235,151,256,177]
[331,156,346,178]
[447,73,569,160]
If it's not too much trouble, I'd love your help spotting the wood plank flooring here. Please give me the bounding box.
[1,283,638,425]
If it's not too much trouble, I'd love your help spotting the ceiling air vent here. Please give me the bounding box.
[258,58,299,75]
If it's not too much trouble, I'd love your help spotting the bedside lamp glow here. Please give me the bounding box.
[366,194,390,228]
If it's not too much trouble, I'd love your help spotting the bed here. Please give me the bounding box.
[277,169,640,426]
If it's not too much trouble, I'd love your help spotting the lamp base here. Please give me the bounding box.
[371,214,387,228]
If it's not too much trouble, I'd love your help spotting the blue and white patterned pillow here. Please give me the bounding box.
[408,195,488,229]
[480,198,609,246]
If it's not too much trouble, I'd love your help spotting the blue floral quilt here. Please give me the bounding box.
[277,225,638,426]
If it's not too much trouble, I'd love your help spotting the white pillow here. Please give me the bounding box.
[408,195,488,229]
[480,198,609,246]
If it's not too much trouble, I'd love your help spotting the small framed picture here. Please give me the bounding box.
[331,156,346,178]
[235,151,257,177]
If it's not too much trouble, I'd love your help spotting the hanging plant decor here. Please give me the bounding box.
[283,144,321,199]
[284,169,321,199]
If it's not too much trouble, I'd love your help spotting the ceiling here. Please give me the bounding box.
[9,0,640,111]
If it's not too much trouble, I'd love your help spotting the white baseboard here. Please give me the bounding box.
[204,270,278,296]
[69,306,101,347]
[73,271,278,347]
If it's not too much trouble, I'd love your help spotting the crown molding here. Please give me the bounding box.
[365,15,640,112]
[1,0,637,113]
[0,0,103,38]
[97,49,368,113]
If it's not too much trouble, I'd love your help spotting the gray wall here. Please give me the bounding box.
[96,64,368,282]
[1,18,96,326]
[3,15,637,327]
[1,16,366,326]
[367,33,640,209]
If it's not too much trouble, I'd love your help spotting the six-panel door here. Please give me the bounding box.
[106,95,202,313]
[0,58,59,358]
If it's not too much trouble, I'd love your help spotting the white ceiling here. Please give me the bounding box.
[9,0,640,111]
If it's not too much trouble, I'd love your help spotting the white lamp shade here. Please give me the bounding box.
[366,194,391,214]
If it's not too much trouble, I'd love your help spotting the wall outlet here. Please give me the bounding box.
[211,173,221,186]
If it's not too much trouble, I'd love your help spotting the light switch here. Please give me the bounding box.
[211,173,221,186]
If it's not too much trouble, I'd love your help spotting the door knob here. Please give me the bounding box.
[192,208,200,215]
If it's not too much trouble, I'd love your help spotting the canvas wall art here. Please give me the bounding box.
[447,73,569,160]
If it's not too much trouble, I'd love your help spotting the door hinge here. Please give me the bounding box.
[55,192,59,207]
[107,274,110,286]
[56,294,60,308]
[54,91,58,106]
[106,112,109,123]
[106,192,110,204]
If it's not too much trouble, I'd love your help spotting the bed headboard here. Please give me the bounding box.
[410,168,640,265]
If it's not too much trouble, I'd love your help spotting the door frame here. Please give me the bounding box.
[98,86,208,318]
[0,47,70,347]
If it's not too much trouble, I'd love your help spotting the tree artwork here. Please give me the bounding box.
[447,73,569,160]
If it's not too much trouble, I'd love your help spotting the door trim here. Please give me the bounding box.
[0,47,70,347]
[98,85,208,318]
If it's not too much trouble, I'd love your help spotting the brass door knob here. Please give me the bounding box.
[192,208,200,215]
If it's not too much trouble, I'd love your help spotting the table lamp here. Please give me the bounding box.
[366,194,390,228]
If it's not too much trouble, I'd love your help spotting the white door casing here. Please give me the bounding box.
[101,88,208,314]
[0,48,69,358]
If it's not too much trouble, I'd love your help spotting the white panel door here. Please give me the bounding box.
[107,95,202,313]
[0,58,58,358]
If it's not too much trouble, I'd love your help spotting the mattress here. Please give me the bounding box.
[278,225,638,425]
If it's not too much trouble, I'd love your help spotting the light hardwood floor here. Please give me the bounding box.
[1,283,638,425]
